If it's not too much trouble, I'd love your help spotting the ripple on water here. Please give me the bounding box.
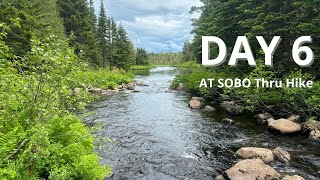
[86,67,320,180]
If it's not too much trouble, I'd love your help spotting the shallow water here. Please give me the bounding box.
[86,67,320,180]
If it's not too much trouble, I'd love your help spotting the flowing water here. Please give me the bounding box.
[86,67,320,180]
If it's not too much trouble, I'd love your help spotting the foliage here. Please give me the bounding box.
[0,29,126,179]
[73,69,134,90]
[177,0,320,118]
[135,48,149,66]
[148,52,182,65]
[131,65,157,70]
[57,0,102,66]
[173,67,225,99]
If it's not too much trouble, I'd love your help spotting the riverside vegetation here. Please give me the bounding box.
[171,1,320,178]
[174,0,320,120]
[0,0,138,179]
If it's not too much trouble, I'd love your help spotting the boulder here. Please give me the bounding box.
[273,147,290,164]
[224,159,281,180]
[256,112,274,125]
[204,105,216,112]
[134,81,145,86]
[268,118,302,134]
[310,130,320,140]
[282,175,305,180]
[126,83,135,90]
[221,101,245,114]
[287,115,300,123]
[222,118,235,125]
[88,87,103,93]
[189,100,203,109]
[303,120,320,131]
[235,147,274,163]
[191,97,205,102]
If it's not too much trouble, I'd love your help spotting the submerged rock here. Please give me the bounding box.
[134,81,145,86]
[223,159,281,180]
[222,118,235,125]
[214,175,226,180]
[221,101,245,114]
[273,147,291,164]
[282,175,305,180]
[204,105,216,112]
[268,118,302,134]
[310,130,320,140]
[256,112,274,125]
[235,147,274,163]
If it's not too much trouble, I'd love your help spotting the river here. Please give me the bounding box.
[86,67,320,180]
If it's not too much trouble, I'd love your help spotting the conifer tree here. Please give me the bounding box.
[97,0,108,67]
[114,25,134,71]
[57,0,102,66]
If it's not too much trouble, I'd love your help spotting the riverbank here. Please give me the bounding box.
[0,58,133,179]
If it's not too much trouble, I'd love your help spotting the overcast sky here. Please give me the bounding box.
[92,0,202,52]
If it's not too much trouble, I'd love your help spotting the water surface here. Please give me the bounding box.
[86,67,320,180]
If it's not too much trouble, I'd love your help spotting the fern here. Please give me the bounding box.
[0,126,26,162]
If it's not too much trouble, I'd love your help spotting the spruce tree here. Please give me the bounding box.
[97,0,108,67]
[114,25,134,71]
[57,0,102,66]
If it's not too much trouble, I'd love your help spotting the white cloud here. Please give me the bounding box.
[94,0,202,52]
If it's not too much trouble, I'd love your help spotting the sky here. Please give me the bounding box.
[92,0,202,53]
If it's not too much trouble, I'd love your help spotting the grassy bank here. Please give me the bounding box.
[0,34,133,179]
[131,65,157,70]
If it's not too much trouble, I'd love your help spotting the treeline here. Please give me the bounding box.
[148,52,182,65]
[1,0,135,71]
[176,0,320,117]
[0,0,137,179]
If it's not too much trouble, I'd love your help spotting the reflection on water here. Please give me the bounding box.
[86,67,320,180]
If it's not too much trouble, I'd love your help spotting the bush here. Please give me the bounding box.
[0,31,118,179]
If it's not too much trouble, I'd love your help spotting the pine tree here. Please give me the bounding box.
[57,0,102,66]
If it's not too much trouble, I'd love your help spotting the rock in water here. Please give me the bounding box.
[268,119,302,134]
[204,105,216,112]
[235,147,274,163]
[224,159,281,180]
[221,101,245,114]
[214,175,226,180]
[310,130,320,140]
[88,87,103,93]
[273,147,291,164]
[222,118,235,125]
[287,115,300,122]
[282,175,305,180]
[303,120,320,131]
[256,112,273,125]
[189,100,203,109]
[191,97,205,102]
